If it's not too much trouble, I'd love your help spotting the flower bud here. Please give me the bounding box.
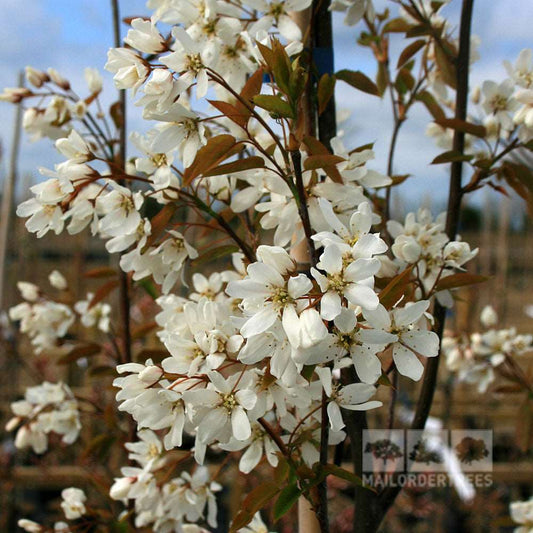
[139,365,163,385]
[25,66,49,88]
[110,477,134,500]
[49,270,68,290]
[17,281,39,302]
[480,305,498,327]
[18,519,43,532]
[47,68,70,91]
[0,87,32,103]
[471,85,481,104]
[84,67,103,94]
[5,416,21,432]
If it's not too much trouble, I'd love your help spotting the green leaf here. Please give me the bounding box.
[377,372,393,387]
[435,118,487,138]
[415,90,445,121]
[383,18,412,33]
[335,69,380,96]
[301,364,316,382]
[138,278,159,299]
[271,39,292,95]
[394,68,415,94]
[434,44,457,89]
[203,156,265,177]
[273,483,302,521]
[376,62,388,96]
[397,39,426,69]
[435,273,488,292]
[431,150,474,165]
[318,73,336,115]
[320,464,364,486]
[253,94,294,118]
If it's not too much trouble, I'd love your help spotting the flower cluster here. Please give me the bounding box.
[510,496,533,533]
[387,208,478,307]
[444,306,533,392]
[110,430,221,532]
[9,279,74,354]
[6,382,81,454]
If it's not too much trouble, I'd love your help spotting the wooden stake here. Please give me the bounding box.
[0,71,24,310]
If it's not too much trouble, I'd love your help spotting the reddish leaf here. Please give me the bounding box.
[435,273,488,292]
[304,154,345,171]
[84,267,117,279]
[145,203,176,248]
[209,100,249,128]
[238,68,264,118]
[183,135,239,185]
[57,343,101,365]
[230,482,280,532]
[109,101,124,130]
[89,279,120,309]
[131,321,157,341]
[303,136,343,183]
[379,266,414,309]
[203,156,265,177]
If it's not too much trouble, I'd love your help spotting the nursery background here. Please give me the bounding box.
[0,1,532,532]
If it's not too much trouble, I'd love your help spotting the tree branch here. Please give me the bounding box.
[111,0,131,365]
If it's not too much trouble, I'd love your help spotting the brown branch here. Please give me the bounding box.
[111,0,132,365]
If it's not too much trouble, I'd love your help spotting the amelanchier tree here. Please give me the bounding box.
[3,0,533,532]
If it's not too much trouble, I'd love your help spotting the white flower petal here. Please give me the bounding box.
[393,343,424,381]
[241,308,278,338]
[320,291,342,320]
[402,330,439,357]
[232,406,251,441]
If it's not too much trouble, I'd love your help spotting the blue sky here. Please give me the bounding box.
[0,0,531,212]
